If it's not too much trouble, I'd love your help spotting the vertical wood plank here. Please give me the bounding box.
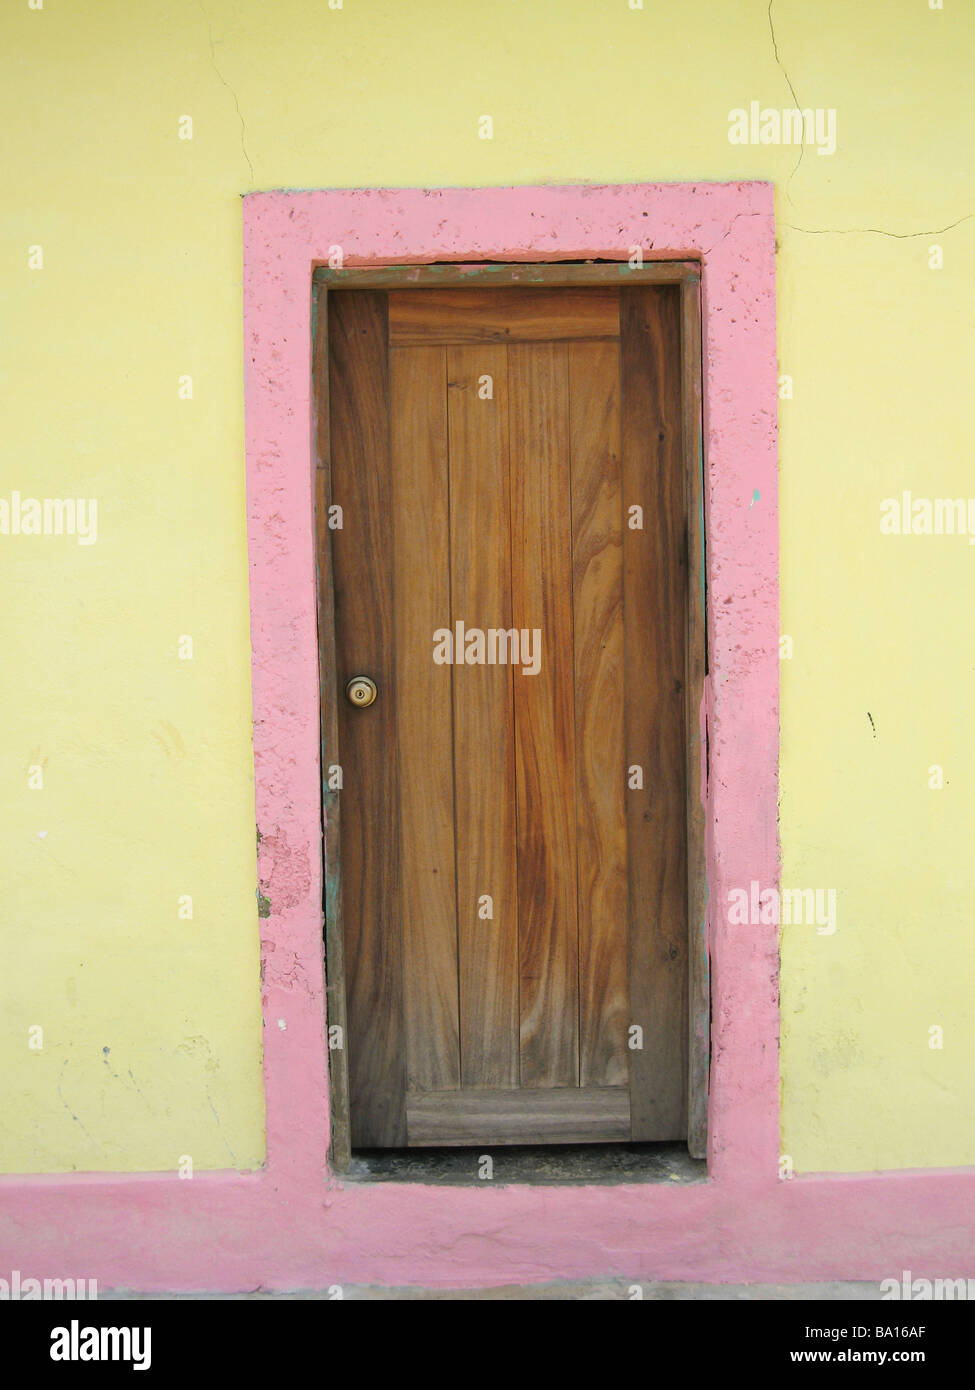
[391,345,461,1094]
[447,345,520,1089]
[569,341,629,1089]
[682,277,709,1159]
[328,290,406,1147]
[509,341,579,1088]
[621,285,688,1140]
[314,283,352,1171]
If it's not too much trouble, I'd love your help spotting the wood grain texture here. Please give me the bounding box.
[389,287,619,345]
[620,285,688,1140]
[569,342,629,1089]
[509,341,579,1088]
[681,278,709,1159]
[406,1087,630,1145]
[328,290,406,1147]
[391,345,460,1093]
[447,345,520,1089]
[314,284,352,1171]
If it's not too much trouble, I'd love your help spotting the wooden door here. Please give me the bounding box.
[322,282,691,1150]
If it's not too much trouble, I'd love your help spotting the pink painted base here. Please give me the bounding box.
[2,184,970,1292]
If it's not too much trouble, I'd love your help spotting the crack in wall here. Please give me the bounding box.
[703,210,768,256]
[767,0,804,203]
[57,1060,98,1147]
[197,0,254,182]
[206,1086,239,1164]
[784,213,975,238]
[767,3,972,241]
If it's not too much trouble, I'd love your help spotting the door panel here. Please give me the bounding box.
[569,340,629,1090]
[405,1087,630,1147]
[508,341,579,1088]
[621,287,688,1140]
[446,344,520,1091]
[391,344,459,1095]
[329,290,406,1148]
[326,284,688,1148]
[388,286,620,344]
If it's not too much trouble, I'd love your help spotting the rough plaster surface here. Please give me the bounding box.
[2,182,971,1293]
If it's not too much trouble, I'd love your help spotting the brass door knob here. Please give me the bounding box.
[346,675,377,708]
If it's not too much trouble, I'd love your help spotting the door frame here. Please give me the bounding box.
[312,261,709,1170]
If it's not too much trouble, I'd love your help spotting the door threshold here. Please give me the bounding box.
[338,1142,706,1187]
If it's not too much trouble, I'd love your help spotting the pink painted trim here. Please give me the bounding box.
[3,183,970,1293]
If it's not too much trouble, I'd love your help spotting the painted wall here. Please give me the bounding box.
[1,0,972,1194]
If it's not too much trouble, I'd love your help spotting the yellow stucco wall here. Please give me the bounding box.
[1,0,972,1173]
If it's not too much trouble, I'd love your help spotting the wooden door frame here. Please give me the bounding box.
[313,261,709,1170]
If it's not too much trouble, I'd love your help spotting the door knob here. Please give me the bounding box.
[346,675,378,708]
